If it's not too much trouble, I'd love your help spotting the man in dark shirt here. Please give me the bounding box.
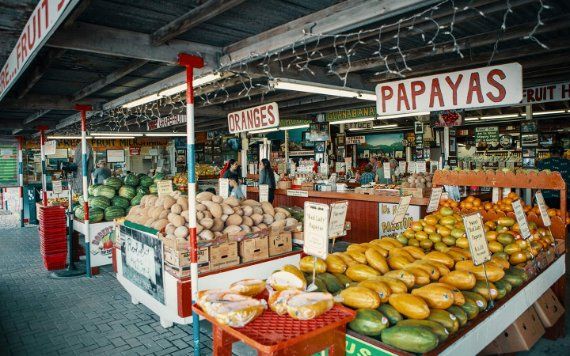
[537,146,569,208]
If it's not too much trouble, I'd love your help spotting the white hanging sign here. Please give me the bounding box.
[52,180,63,195]
[383,162,391,181]
[346,136,366,145]
[303,202,330,260]
[227,102,279,133]
[426,187,443,213]
[522,82,570,104]
[375,63,523,115]
[287,189,309,197]
[415,161,426,173]
[157,180,173,196]
[502,187,511,198]
[218,178,230,198]
[328,201,348,238]
[512,199,532,239]
[407,161,416,174]
[259,184,269,203]
[492,188,500,203]
[392,195,412,224]
[398,161,407,173]
[535,191,551,227]
[463,213,491,266]
[44,140,57,156]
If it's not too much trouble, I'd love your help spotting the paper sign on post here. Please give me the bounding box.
[383,162,391,181]
[259,184,269,202]
[463,213,491,266]
[492,188,500,203]
[44,140,57,155]
[392,195,412,224]
[502,188,511,198]
[407,161,416,174]
[415,161,426,173]
[535,191,551,227]
[426,187,443,213]
[398,161,406,174]
[52,180,63,195]
[512,199,532,239]
[303,202,330,260]
[328,201,349,238]
[157,180,173,196]
[218,178,230,198]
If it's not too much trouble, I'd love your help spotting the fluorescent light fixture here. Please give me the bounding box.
[481,113,521,120]
[250,128,279,134]
[92,135,136,139]
[145,132,187,137]
[270,78,376,101]
[91,132,143,137]
[158,73,224,97]
[372,124,398,129]
[47,136,92,140]
[464,117,480,121]
[330,117,375,125]
[280,124,310,131]
[123,73,225,108]
[533,109,567,116]
[378,111,430,119]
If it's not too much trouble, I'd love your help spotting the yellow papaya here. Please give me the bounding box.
[325,254,347,274]
[383,270,415,289]
[411,284,455,309]
[340,286,380,309]
[365,248,389,274]
[358,279,392,303]
[299,256,326,274]
[439,270,477,290]
[388,293,430,319]
[345,264,380,282]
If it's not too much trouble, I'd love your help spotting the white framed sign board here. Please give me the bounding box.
[157,180,173,196]
[512,199,531,239]
[303,202,330,260]
[535,191,551,227]
[52,180,63,195]
[259,184,269,202]
[218,178,230,198]
[426,187,443,213]
[328,201,349,238]
[463,213,491,266]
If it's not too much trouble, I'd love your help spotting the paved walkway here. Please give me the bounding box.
[0,227,568,355]
[0,227,254,356]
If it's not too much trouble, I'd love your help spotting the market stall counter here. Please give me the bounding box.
[247,187,429,243]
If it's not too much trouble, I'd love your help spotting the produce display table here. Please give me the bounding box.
[247,187,428,243]
[346,254,566,356]
[114,230,302,328]
[193,304,355,356]
[73,219,114,269]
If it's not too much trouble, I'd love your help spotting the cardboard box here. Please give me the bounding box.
[533,288,565,327]
[240,236,269,263]
[483,306,545,354]
[292,231,304,242]
[269,230,292,256]
[163,245,209,268]
[164,259,210,278]
[210,241,239,271]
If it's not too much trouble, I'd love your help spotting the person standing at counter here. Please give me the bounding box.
[370,156,379,172]
[93,160,112,184]
[375,157,392,184]
[258,158,276,203]
[359,164,376,185]
[223,159,244,198]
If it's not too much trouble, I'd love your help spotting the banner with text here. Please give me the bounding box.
[228,102,279,133]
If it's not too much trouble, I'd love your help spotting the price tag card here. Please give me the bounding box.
[44,140,57,156]
[328,201,349,238]
[383,162,391,180]
[426,187,443,213]
[512,199,532,239]
[535,191,551,227]
[287,189,309,197]
[157,180,173,196]
[52,180,63,195]
[462,213,491,266]
[259,184,269,202]
[415,161,426,173]
[392,195,412,224]
[492,188,500,203]
[218,178,230,198]
[398,161,406,173]
[407,161,416,174]
[303,202,330,260]
[502,187,511,198]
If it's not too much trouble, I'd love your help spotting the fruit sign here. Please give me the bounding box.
[512,200,531,239]
[462,213,491,266]
[303,202,330,260]
[375,63,522,115]
[378,203,421,238]
[227,102,279,133]
[535,191,551,227]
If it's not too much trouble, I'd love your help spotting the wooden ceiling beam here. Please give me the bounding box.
[151,0,246,46]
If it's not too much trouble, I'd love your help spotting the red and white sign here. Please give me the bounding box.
[129,147,141,156]
[522,82,570,104]
[375,63,522,115]
[227,102,279,134]
[147,115,186,130]
[0,0,78,101]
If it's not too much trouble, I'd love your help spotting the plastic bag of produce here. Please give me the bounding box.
[268,289,303,315]
[267,270,306,291]
[207,298,267,327]
[229,279,266,297]
[286,292,334,320]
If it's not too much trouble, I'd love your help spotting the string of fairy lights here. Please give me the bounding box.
[54,0,552,136]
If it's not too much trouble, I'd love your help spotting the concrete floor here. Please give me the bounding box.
[0,226,567,355]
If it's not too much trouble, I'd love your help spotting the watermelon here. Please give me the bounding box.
[94,185,116,199]
[149,184,158,194]
[139,175,153,188]
[153,173,165,182]
[111,196,130,209]
[119,185,137,200]
[124,173,140,187]
[104,206,125,221]
[89,196,111,210]
[137,186,149,195]
[74,206,104,223]
[131,194,143,206]
[137,173,146,179]
[103,177,123,190]
[88,184,100,196]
